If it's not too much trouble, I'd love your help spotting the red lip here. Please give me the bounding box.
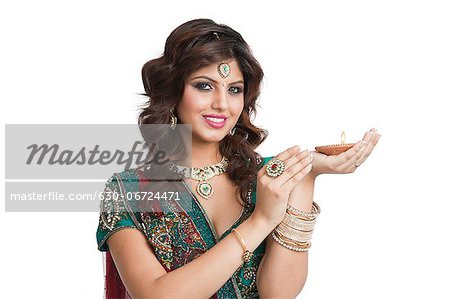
[203,115,227,129]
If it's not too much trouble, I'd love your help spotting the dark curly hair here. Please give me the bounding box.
[138,18,268,206]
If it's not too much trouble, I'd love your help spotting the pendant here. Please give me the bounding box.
[196,180,213,199]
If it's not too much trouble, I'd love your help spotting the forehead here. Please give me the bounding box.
[188,59,243,81]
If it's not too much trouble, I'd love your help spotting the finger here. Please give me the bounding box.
[355,132,381,165]
[282,156,313,190]
[258,145,300,179]
[334,130,371,166]
[274,145,302,163]
[336,129,372,170]
[353,130,374,160]
[342,131,373,169]
[274,150,312,188]
[283,149,311,172]
[345,130,380,169]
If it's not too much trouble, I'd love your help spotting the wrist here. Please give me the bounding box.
[311,150,330,176]
[248,213,279,233]
[288,174,315,210]
[309,166,322,178]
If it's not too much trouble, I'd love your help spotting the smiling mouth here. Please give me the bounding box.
[203,116,226,123]
[202,115,227,128]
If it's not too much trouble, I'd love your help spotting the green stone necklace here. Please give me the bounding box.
[187,156,229,200]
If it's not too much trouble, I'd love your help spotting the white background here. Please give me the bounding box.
[1,1,450,298]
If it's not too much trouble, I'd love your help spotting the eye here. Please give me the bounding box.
[194,82,212,91]
[229,86,243,94]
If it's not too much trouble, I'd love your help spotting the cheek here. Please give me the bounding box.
[179,88,207,118]
[230,97,245,115]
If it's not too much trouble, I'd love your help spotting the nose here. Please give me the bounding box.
[211,86,229,111]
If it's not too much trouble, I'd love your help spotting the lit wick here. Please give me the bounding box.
[341,131,346,144]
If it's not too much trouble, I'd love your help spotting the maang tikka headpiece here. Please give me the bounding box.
[212,32,231,79]
[217,62,231,79]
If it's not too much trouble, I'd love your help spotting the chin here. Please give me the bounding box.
[192,121,229,141]
[193,129,228,143]
[200,133,227,143]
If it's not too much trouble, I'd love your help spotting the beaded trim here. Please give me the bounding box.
[286,201,321,218]
[271,231,311,252]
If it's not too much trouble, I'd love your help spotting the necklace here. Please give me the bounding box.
[170,156,229,200]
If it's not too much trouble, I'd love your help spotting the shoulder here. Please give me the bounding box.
[96,168,146,252]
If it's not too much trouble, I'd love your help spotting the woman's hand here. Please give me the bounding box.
[252,145,314,228]
[310,128,382,177]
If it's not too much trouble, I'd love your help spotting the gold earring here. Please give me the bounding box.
[229,126,236,136]
[170,108,177,130]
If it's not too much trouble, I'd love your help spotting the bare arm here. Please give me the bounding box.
[107,213,276,299]
[256,173,316,298]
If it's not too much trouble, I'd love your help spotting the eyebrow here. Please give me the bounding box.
[191,75,244,85]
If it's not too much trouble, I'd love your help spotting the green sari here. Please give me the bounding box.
[96,156,273,299]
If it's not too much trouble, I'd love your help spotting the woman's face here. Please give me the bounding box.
[177,59,245,144]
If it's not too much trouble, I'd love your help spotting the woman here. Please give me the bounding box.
[96,18,381,298]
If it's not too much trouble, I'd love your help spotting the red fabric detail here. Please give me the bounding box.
[105,251,129,298]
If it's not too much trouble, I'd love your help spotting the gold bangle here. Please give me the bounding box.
[271,231,311,252]
[231,228,253,263]
[286,211,317,221]
[282,214,316,232]
[286,201,321,219]
[275,223,314,243]
[277,224,313,239]
[274,231,311,249]
[278,221,314,237]
[275,230,310,247]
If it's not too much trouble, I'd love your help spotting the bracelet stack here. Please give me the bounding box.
[271,201,320,252]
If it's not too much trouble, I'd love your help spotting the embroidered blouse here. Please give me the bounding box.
[96,156,274,299]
